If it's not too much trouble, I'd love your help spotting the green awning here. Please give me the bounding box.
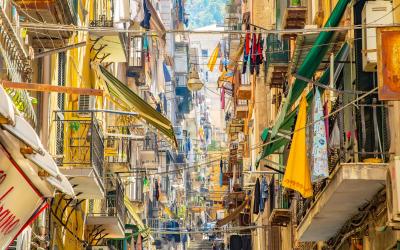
[97,65,177,147]
[257,42,350,168]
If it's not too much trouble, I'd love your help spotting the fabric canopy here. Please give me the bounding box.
[256,41,350,168]
[124,196,151,239]
[216,198,249,227]
[98,65,177,147]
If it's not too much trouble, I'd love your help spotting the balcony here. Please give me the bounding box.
[296,162,387,241]
[105,126,132,172]
[140,132,158,161]
[236,83,252,100]
[282,0,307,30]
[54,111,105,199]
[89,0,128,62]
[0,3,31,81]
[235,101,249,119]
[265,34,289,89]
[269,185,291,227]
[15,0,78,48]
[295,99,389,241]
[87,178,126,239]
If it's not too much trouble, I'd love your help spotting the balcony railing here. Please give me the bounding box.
[105,126,131,167]
[265,34,289,67]
[295,97,390,225]
[90,0,114,27]
[143,132,158,151]
[54,110,104,182]
[282,0,307,30]
[88,177,126,226]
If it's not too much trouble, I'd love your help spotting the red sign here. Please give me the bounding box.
[377,27,400,100]
[0,145,45,248]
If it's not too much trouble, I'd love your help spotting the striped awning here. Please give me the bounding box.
[97,65,177,147]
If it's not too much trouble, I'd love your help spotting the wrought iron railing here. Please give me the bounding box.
[89,0,114,27]
[54,110,105,184]
[143,132,158,151]
[295,96,390,224]
[88,177,126,226]
[265,34,289,68]
[105,126,131,166]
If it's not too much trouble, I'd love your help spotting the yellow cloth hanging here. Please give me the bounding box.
[282,95,313,198]
[207,42,220,72]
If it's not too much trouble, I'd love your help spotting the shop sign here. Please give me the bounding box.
[377,27,400,100]
[0,145,45,248]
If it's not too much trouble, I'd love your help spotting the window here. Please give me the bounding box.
[201,49,208,57]
[129,36,143,67]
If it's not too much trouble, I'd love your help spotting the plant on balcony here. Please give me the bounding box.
[69,121,80,132]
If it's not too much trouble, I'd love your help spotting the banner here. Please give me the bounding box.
[0,144,45,248]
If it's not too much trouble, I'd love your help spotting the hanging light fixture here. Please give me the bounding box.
[187,65,204,91]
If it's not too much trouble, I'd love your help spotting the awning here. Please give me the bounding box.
[256,42,350,167]
[124,196,151,239]
[0,84,74,197]
[287,0,350,107]
[89,35,127,63]
[216,198,249,227]
[97,65,177,147]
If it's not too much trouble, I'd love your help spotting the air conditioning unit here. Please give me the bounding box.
[387,157,400,224]
[77,95,95,117]
[362,1,393,72]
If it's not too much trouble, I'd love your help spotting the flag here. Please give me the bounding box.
[163,63,171,82]
[207,42,220,72]
[312,89,329,182]
[282,95,313,198]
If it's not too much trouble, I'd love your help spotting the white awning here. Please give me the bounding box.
[0,84,74,197]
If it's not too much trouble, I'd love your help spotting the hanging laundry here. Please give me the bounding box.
[260,176,268,212]
[282,95,313,198]
[163,63,172,82]
[130,0,145,22]
[330,119,341,148]
[219,159,223,187]
[221,87,225,109]
[253,178,260,214]
[155,179,160,201]
[250,33,264,75]
[140,0,151,29]
[207,42,220,72]
[323,101,330,143]
[312,89,329,182]
[242,28,251,74]
[143,176,150,193]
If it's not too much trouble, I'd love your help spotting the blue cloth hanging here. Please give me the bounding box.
[140,0,151,29]
[260,176,268,212]
[163,63,172,82]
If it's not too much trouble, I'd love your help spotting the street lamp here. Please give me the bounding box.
[187,65,204,91]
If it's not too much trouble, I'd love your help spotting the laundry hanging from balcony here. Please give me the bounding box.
[282,95,313,198]
[312,88,329,182]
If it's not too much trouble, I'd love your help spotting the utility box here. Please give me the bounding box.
[362,1,393,72]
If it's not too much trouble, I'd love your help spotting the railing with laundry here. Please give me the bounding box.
[295,95,390,224]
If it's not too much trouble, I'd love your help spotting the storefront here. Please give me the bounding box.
[0,85,74,247]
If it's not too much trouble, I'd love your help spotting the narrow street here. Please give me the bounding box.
[0,0,400,249]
